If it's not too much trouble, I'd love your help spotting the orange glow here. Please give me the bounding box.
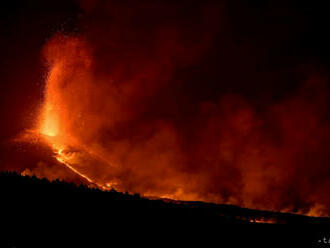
[39,103,59,137]
[249,217,277,224]
[33,36,110,190]
[23,32,330,218]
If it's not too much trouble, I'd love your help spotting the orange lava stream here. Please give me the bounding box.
[53,145,107,190]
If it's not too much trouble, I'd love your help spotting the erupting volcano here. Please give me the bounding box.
[34,38,115,189]
[4,0,330,220]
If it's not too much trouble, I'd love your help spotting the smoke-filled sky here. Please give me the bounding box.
[1,0,330,215]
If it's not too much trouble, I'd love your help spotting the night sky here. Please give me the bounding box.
[0,0,328,138]
[0,0,325,139]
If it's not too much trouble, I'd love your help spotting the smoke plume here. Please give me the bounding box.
[23,0,330,216]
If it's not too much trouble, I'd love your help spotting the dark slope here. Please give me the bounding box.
[1,172,330,247]
[0,172,329,224]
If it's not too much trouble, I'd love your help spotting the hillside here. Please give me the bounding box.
[1,172,330,247]
[0,172,329,224]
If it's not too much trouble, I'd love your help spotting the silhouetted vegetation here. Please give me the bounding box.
[0,171,329,225]
[0,171,329,248]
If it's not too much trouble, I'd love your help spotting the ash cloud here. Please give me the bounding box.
[25,0,330,215]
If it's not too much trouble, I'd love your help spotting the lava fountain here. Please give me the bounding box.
[35,35,116,190]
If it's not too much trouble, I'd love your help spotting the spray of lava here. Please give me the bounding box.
[35,36,117,190]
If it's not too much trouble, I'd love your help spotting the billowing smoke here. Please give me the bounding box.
[24,0,330,216]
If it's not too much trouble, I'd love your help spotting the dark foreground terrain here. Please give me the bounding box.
[0,172,330,247]
[0,171,329,223]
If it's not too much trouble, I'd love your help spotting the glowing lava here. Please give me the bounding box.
[33,37,113,190]
[39,103,59,137]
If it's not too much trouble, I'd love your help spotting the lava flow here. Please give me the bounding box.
[37,124,111,190]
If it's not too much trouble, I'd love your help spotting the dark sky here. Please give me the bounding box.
[0,0,329,141]
[0,0,80,142]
